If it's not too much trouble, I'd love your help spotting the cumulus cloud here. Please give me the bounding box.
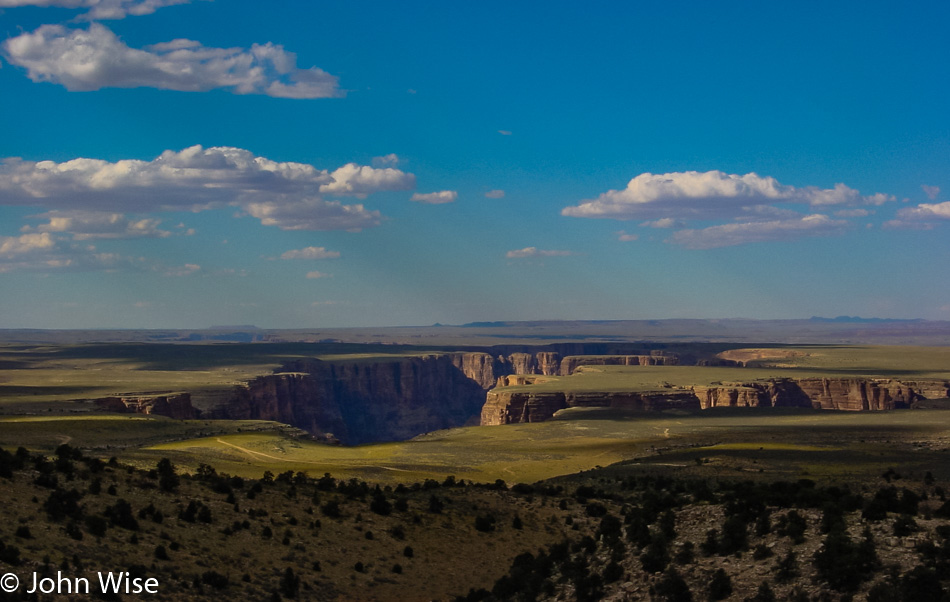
[22,210,170,239]
[305,270,331,279]
[279,246,340,260]
[484,189,505,199]
[319,163,415,198]
[669,214,850,249]
[922,185,941,200]
[506,247,574,259]
[498,130,512,136]
[0,0,194,20]
[371,154,401,168]
[562,171,894,222]
[883,201,950,230]
[0,145,405,231]
[2,23,342,98]
[616,231,638,241]
[0,231,132,272]
[410,190,458,204]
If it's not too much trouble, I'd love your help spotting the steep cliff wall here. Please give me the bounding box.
[559,354,678,375]
[481,389,700,425]
[794,378,924,411]
[449,352,501,389]
[483,376,948,425]
[210,355,488,445]
[692,379,814,409]
[94,393,200,419]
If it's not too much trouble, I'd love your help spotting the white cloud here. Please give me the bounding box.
[562,171,894,222]
[279,246,340,260]
[243,198,381,231]
[410,190,458,204]
[834,208,870,218]
[506,247,574,259]
[2,23,342,98]
[484,189,505,199]
[305,270,331,279]
[669,214,850,249]
[22,210,170,239]
[616,231,638,241]
[922,185,941,200]
[163,263,200,277]
[883,201,950,230]
[0,0,194,20]
[319,163,415,198]
[498,130,512,136]
[371,154,401,168]
[639,218,684,229]
[0,145,405,231]
[0,231,133,272]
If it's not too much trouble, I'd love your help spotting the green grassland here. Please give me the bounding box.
[5,406,945,487]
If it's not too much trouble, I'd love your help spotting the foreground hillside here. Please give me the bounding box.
[1,445,949,600]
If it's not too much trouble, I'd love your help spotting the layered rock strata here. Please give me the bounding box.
[94,393,200,419]
[483,377,950,425]
[480,389,700,425]
[209,355,487,445]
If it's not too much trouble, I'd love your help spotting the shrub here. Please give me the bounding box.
[892,514,918,537]
[653,567,692,602]
[707,568,732,600]
[156,458,179,493]
[474,514,496,533]
[200,570,228,590]
[278,567,299,599]
[320,500,341,518]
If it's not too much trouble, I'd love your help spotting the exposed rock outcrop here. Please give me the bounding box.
[94,393,200,419]
[449,352,501,389]
[795,378,921,411]
[481,389,700,425]
[483,376,948,425]
[559,353,678,375]
[210,355,487,445]
[692,379,814,409]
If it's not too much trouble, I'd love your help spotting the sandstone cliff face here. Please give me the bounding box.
[692,380,814,409]
[482,376,944,425]
[94,393,200,419]
[211,355,487,445]
[559,354,678,375]
[481,389,700,425]
[794,378,924,411]
[449,352,502,389]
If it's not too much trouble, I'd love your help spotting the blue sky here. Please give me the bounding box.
[0,0,948,328]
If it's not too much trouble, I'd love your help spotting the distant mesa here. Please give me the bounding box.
[808,316,922,323]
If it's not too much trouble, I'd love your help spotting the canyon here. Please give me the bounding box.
[87,345,950,444]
